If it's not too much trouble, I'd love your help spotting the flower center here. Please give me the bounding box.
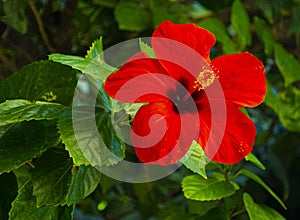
[193,68,216,91]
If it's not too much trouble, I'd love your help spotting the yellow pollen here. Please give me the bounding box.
[193,69,216,91]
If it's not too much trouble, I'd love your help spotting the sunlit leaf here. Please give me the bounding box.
[180,141,208,179]
[86,36,103,60]
[243,193,285,220]
[139,38,156,58]
[182,175,237,201]
[58,108,126,166]
[49,54,90,72]
[0,100,66,123]
[245,153,266,170]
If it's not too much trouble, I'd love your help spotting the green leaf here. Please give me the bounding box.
[97,200,108,211]
[49,54,90,72]
[238,169,287,209]
[139,38,156,58]
[243,193,285,220]
[165,214,196,220]
[231,0,251,48]
[32,148,73,207]
[0,172,18,220]
[149,0,193,27]
[58,107,126,166]
[0,61,77,106]
[9,181,74,220]
[57,110,89,166]
[66,165,101,206]
[114,1,151,31]
[32,148,101,207]
[182,175,237,201]
[180,141,208,179]
[49,54,114,82]
[0,122,15,139]
[290,7,300,33]
[199,208,230,220]
[187,200,215,216]
[255,0,281,24]
[93,0,119,8]
[13,165,32,188]
[278,85,300,132]
[50,37,114,82]
[198,18,239,54]
[0,121,59,174]
[245,153,266,170]
[0,100,66,123]
[264,81,279,113]
[274,44,300,86]
[3,0,27,34]
[86,37,103,60]
[254,17,275,55]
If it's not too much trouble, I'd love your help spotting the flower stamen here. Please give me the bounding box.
[193,69,216,91]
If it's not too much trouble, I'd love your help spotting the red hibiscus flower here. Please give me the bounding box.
[104,20,266,165]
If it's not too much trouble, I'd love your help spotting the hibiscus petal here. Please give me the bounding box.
[132,101,198,165]
[211,52,266,107]
[104,56,198,103]
[152,20,216,63]
[198,99,255,164]
[104,57,172,103]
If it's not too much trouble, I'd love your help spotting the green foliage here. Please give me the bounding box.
[2,0,27,34]
[0,61,77,106]
[32,148,101,206]
[274,44,300,86]
[243,193,285,220]
[182,175,238,201]
[0,100,66,123]
[0,121,59,174]
[58,108,126,166]
[245,153,266,170]
[1,0,300,219]
[198,18,238,54]
[115,1,152,31]
[9,181,74,220]
[49,37,114,82]
[238,169,287,209]
[139,38,156,58]
[180,141,208,179]
[254,17,275,55]
[278,85,300,132]
[199,208,230,220]
[231,0,251,49]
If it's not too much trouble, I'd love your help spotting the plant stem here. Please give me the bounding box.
[27,0,55,52]
[231,208,246,218]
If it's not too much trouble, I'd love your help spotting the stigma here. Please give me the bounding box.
[193,68,217,91]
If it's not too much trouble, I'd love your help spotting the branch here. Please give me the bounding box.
[27,0,55,52]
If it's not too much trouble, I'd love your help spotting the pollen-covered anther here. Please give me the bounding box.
[193,69,216,91]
